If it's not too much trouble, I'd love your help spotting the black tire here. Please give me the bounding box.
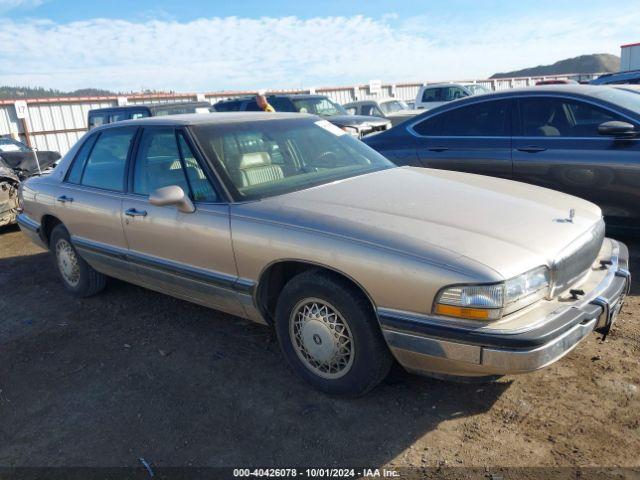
[275,270,393,396]
[50,224,106,297]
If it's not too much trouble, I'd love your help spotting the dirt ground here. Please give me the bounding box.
[0,224,638,472]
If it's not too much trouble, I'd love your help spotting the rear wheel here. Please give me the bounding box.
[50,224,106,297]
[275,270,393,396]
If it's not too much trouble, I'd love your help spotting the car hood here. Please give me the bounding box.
[235,167,603,280]
[324,114,390,127]
[386,109,422,117]
[0,151,60,176]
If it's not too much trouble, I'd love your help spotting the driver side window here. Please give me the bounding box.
[518,98,627,137]
[133,128,191,197]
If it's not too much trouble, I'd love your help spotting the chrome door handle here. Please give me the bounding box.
[124,208,147,217]
[517,145,547,153]
[56,195,73,203]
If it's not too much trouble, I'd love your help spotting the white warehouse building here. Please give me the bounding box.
[621,42,640,71]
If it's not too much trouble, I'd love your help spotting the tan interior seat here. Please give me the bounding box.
[237,152,284,187]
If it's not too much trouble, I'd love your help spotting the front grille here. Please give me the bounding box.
[360,124,390,137]
[550,220,605,296]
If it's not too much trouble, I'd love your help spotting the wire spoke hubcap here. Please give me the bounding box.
[289,298,354,379]
[56,239,80,287]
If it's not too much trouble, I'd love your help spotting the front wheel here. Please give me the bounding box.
[275,270,393,396]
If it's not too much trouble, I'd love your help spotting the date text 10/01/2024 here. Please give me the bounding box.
[232,468,400,478]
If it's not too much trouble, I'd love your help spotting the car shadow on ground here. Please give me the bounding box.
[0,250,510,467]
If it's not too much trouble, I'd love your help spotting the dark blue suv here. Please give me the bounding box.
[590,70,640,85]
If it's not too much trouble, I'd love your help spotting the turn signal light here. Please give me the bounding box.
[434,304,492,320]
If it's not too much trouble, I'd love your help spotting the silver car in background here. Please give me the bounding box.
[343,99,422,126]
[17,113,630,396]
[415,82,491,110]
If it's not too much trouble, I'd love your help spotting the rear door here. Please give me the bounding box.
[56,126,138,277]
[512,95,640,227]
[120,126,244,315]
[411,98,513,179]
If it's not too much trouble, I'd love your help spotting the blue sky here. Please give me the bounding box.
[0,0,638,92]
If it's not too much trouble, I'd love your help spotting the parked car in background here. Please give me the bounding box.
[414,83,490,111]
[365,85,640,231]
[17,113,629,395]
[0,136,60,227]
[212,94,391,138]
[591,70,640,85]
[343,99,421,126]
[87,101,211,129]
[462,83,492,95]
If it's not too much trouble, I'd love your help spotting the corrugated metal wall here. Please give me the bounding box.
[0,72,601,155]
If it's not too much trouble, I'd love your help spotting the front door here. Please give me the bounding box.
[512,96,640,228]
[121,127,244,315]
[412,98,513,179]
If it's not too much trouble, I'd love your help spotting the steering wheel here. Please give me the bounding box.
[314,150,339,166]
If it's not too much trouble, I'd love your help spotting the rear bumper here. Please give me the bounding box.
[379,240,630,377]
[17,213,48,249]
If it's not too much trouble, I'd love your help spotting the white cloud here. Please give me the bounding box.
[0,0,43,11]
[0,10,637,92]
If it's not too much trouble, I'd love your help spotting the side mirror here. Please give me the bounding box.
[149,185,195,213]
[598,120,637,138]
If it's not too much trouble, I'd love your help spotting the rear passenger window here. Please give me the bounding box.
[412,115,442,136]
[88,114,108,129]
[66,134,98,184]
[421,88,440,102]
[81,127,136,191]
[436,100,509,136]
[269,98,295,112]
[133,128,190,196]
[110,112,131,123]
[212,101,240,112]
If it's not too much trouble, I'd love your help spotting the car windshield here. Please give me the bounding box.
[0,137,30,153]
[291,97,347,116]
[592,88,640,115]
[465,84,491,95]
[380,100,408,114]
[192,118,394,201]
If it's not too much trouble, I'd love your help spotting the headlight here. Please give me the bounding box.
[433,266,550,321]
[340,125,360,137]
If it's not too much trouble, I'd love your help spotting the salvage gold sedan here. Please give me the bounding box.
[18,113,630,395]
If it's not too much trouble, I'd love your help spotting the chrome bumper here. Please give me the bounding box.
[379,240,631,377]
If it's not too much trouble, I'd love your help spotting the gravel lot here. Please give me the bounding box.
[0,224,638,471]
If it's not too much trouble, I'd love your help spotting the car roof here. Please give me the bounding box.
[343,100,377,106]
[215,93,328,103]
[422,83,466,88]
[452,84,622,99]
[89,101,210,114]
[90,111,315,130]
[344,99,400,106]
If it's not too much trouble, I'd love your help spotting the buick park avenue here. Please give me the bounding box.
[18,113,630,396]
